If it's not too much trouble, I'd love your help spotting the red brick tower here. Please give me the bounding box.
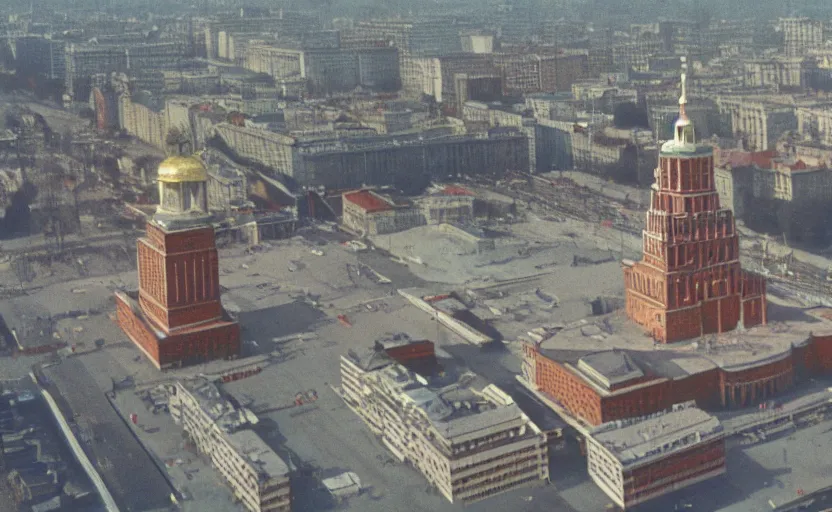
[623,65,767,343]
[115,155,240,369]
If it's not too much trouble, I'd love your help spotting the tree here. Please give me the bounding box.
[11,255,35,292]
[166,127,191,155]
[39,161,69,254]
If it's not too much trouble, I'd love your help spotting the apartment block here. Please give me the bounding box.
[214,122,529,189]
[14,36,65,80]
[352,18,462,56]
[586,405,726,510]
[170,378,292,512]
[244,45,399,95]
[743,57,807,90]
[340,338,549,504]
[717,96,797,151]
[796,104,832,146]
[781,17,824,56]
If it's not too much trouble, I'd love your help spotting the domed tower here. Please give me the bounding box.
[622,61,767,343]
[115,155,240,369]
[155,155,211,226]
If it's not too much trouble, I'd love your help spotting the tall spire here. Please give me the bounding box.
[679,60,687,115]
[673,56,695,146]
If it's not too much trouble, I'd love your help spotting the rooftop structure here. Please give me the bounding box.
[340,338,549,505]
[170,378,291,512]
[591,405,723,466]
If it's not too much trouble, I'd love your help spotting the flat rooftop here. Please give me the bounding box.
[537,303,832,379]
[591,406,724,466]
[179,377,250,433]
[344,342,529,442]
[227,429,290,479]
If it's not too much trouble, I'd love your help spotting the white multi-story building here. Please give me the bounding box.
[781,17,824,57]
[340,339,549,505]
[717,96,798,151]
[170,378,292,512]
[796,104,832,146]
[743,57,807,90]
[586,405,726,510]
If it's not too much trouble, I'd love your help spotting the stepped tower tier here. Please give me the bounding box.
[623,67,767,343]
[115,154,241,369]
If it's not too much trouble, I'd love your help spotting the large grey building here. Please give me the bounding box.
[15,36,65,80]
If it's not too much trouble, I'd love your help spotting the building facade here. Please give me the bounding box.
[115,155,241,369]
[717,96,797,152]
[586,405,726,510]
[170,378,292,512]
[781,18,824,56]
[340,338,549,504]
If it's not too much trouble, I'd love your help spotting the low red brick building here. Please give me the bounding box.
[115,155,240,369]
[522,308,832,428]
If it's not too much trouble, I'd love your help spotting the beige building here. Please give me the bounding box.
[170,378,292,512]
[244,45,306,79]
[341,189,424,236]
[781,17,824,56]
[340,339,549,504]
[752,159,832,203]
[212,123,298,179]
[401,56,443,100]
[743,57,806,90]
[342,187,476,236]
[716,96,798,151]
[796,104,832,146]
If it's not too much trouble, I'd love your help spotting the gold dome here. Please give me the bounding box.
[157,155,208,183]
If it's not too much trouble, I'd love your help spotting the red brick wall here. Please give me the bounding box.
[165,302,223,330]
[163,226,216,253]
[157,322,241,369]
[384,340,435,363]
[665,308,703,342]
[137,240,166,305]
[145,223,215,253]
[742,296,766,328]
[806,334,832,372]
[600,379,673,423]
[116,295,160,366]
[624,438,725,506]
[536,355,603,425]
[672,368,722,409]
[164,248,220,307]
[721,355,793,385]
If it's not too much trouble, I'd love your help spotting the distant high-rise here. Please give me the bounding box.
[781,17,823,56]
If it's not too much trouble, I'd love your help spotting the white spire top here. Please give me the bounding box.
[665,56,696,149]
[679,56,688,107]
